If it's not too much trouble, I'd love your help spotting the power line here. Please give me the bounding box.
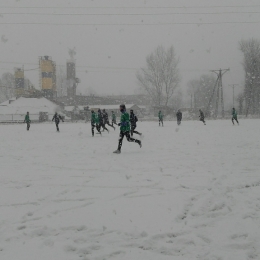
[24,67,40,71]
[1,21,260,26]
[0,61,221,73]
[0,67,39,72]
[1,11,260,16]
[0,61,138,70]
[1,5,260,9]
[0,61,37,66]
[229,84,239,107]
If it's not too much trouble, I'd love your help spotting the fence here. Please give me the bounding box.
[1,113,259,124]
[0,114,55,123]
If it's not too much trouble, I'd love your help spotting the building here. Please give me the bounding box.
[66,60,80,97]
[0,97,62,122]
[106,94,151,106]
[56,95,116,106]
[63,103,144,121]
[39,56,57,99]
[56,94,150,108]
[14,67,25,97]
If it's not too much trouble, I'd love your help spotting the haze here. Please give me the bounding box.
[0,0,259,104]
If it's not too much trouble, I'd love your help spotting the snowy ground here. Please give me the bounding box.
[0,120,260,260]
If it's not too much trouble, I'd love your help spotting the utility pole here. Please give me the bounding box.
[193,85,195,109]
[210,69,230,118]
[229,84,238,108]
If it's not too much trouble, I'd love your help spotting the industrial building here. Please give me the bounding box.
[14,67,25,97]
[3,55,81,103]
[14,67,42,98]
[39,56,57,99]
[66,59,80,97]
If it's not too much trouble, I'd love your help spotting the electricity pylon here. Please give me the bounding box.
[210,69,230,118]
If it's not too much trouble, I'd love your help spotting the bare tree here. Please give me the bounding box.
[0,72,15,102]
[171,90,183,110]
[136,46,180,107]
[2,72,15,89]
[24,78,34,89]
[187,74,216,112]
[187,79,200,109]
[239,38,260,116]
[0,79,7,103]
[237,92,245,115]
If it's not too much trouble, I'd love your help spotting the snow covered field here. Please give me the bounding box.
[0,120,260,260]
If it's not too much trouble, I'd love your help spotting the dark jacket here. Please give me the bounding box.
[199,111,205,120]
[130,113,138,126]
[52,114,63,124]
[98,111,103,124]
[176,111,182,121]
[102,111,109,122]
[112,112,116,121]
[24,114,31,123]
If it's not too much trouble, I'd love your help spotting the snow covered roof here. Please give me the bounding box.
[64,104,140,111]
[64,106,85,112]
[64,106,74,112]
[0,97,17,106]
[89,104,139,110]
[0,97,60,115]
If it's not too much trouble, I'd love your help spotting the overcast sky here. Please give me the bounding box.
[0,0,260,105]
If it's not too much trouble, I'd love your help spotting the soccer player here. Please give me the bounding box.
[91,110,101,136]
[113,104,142,154]
[111,111,117,127]
[158,110,164,126]
[102,109,115,130]
[130,109,142,136]
[176,109,182,125]
[199,109,206,125]
[98,109,109,133]
[232,108,239,125]
[52,112,64,132]
[24,112,31,131]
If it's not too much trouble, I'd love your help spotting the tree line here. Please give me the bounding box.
[240,38,260,116]
[186,38,260,117]
[137,39,260,117]
[1,40,259,117]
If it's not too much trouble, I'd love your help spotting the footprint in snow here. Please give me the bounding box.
[17,225,26,230]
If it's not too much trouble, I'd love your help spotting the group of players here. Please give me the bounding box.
[90,106,142,154]
[90,108,115,136]
[90,108,142,137]
[157,109,205,126]
[157,107,239,127]
[23,105,143,154]
[23,105,240,154]
[24,111,64,132]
